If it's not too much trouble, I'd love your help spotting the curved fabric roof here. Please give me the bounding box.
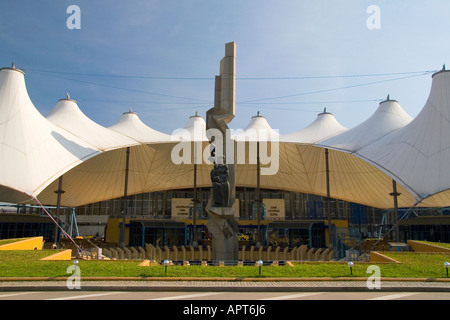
[1,64,450,210]
[230,112,418,209]
[36,114,211,207]
[174,112,209,142]
[281,109,347,144]
[234,112,280,142]
[276,111,418,209]
[39,99,174,206]
[108,108,173,143]
[32,100,440,209]
[356,69,450,206]
[0,66,99,203]
[46,96,140,151]
[317,98,412,152]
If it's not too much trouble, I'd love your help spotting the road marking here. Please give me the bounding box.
[0,292,36,298]
[150,292,222,300]
[260,292,325,300]
[367,293,419,300]
[48,292,125,300]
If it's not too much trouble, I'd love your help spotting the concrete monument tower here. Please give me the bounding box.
[205,42,239,262]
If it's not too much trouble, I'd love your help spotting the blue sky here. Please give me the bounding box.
[1,1,449,134]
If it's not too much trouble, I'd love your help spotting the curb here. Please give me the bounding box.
[1,277,449,293]
[1,284,449,293]
[1,276,450,282]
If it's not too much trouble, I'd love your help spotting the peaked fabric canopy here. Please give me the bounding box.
[276,112,418,209]
[317,98,412,152]
[231,112,417,209]
[281,109,347,144]
[108,108,173,143]
[234,113,280,142]
[173,113,209,142]
[46,96,140,151]
[1,64,450,210]
[0,66,100,203]
[355,70,450,206]
[36,114,210,207]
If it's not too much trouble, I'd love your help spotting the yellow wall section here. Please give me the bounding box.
[0,236,43,250]
[105,218,130,245]
[370,251,402,264]
[325,220,348,247]
[331,220,349,228]
[407,240,450,253]
[40,249,72,261]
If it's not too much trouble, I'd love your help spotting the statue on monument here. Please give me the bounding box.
[210,157,230,207]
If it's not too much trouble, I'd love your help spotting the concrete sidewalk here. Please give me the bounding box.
[1,278,449,292]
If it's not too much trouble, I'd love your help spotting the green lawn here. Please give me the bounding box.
[0,249,449,279]
[0,238,27,246]
[420,241,450,250]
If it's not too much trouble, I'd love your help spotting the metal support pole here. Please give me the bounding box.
[256,140,261,244]
[193,155,198,244]
[69,207,79,238]
[54,176,65,244]
[390,180,401,242]
[325,148,332,248]
[120,147,130,247]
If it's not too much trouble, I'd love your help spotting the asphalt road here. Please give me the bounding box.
[0,290,450,300]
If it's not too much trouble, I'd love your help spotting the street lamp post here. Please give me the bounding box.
[348,261,354,276]
[164,259,170,276]
[256,260,263,276]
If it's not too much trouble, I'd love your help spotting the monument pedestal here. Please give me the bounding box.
[206,203,239,262]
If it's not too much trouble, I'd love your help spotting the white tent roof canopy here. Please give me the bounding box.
[108,108,173,143]
[356,69,450,205]
[0,66,100,202]
[46,96,140,151]
[317,97,412,153]
[35,105,418,209]
[281,109,347,144]
[171,112,209,142]
[233,112,280,142]
[1,63,450,209]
